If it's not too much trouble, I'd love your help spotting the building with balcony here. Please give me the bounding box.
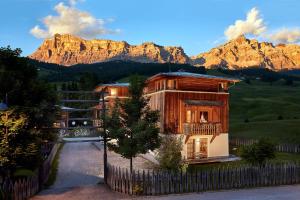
[96,72,239,162]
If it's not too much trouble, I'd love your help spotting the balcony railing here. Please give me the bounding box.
[183,122,222,136]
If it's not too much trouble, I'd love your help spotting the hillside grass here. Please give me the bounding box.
[228,79,300,144]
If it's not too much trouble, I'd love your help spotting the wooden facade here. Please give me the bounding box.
[97,72,239,161]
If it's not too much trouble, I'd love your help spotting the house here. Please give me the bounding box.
[96,72,239,162]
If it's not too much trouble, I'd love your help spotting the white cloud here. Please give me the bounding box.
[267,28,300,43]
[224,7,266,40]
[30,2,119,39]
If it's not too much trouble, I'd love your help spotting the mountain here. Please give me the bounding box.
[192,35,300,70]
[29,34,190,66]
[29,34,300,70]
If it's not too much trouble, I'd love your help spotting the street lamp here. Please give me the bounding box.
[100,88,109,184]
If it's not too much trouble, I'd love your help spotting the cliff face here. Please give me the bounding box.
[29,34,300,70]
[192,35,300,70]
[29,34,190,66]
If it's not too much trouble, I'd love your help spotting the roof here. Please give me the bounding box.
[147,72,240,82]
[55,105,75,110]
[184,100,223,106]
[97,83,130,87]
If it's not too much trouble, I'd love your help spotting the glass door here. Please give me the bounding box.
[199,138,208,158]
[187,139,195,159]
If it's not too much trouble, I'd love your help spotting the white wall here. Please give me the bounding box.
[180,133,229,159]
[208,133,229,157]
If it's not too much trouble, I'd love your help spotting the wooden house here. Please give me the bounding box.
[96,72,239,162]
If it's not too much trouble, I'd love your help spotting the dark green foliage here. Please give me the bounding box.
[107,75,161,171]
[0,46,58,173]
[29,59,206,83]
[244,78,251,84]
[79,72,99,90]
[240,138,276,166]
[0,46,58,130]
[284,78,294,86]
[278,115,283,120]
[157,135,183,171]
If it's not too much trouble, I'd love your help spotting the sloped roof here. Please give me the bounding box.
[97,83,130,87]
[147,72,240,82]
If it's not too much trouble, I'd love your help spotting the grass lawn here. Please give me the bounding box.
[188,152,300,171]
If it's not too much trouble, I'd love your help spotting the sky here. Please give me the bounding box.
[1,0,300,56]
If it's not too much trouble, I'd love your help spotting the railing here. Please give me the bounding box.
[183,122,222,135]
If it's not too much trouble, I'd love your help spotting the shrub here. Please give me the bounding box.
[278,115,283,120]
[244,118,249,123]
[240,138,276,166]
[157,135,183,171]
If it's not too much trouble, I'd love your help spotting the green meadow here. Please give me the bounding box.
[228,80,300,144]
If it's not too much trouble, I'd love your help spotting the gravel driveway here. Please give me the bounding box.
[31,142,128,200]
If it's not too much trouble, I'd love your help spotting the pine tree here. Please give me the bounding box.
[107,75,161,172]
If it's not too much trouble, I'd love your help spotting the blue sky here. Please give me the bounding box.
[1,0,300,56]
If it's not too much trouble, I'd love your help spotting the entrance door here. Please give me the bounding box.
[199,138,208,158]
[187,139,195,159]
[187,138,208,159]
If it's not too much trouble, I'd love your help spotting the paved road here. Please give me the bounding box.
[140,185,300,200]
[31,142,127,200]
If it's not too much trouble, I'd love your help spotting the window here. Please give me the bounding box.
[200,111,208,123]
[167,79,176,89]
[110,88,117,96]
[186,110,191,123]
[219,82,227,92]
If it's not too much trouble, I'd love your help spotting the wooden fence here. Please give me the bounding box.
[0,143,61,200]
[107,162,300,195]
[229,138,300,153]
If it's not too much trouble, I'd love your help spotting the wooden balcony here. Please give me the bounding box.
[183,122,222,136]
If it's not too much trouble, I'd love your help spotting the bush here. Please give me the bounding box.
[245,78,251,84]
[284,78,294,86]
[244,118,249,123]
[157,135,183,171]
[240,138,276,166]
[278,115,283,120]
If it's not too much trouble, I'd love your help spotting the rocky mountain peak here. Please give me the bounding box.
[29,34,189,66]
[29,34,300,70]
[192,36,300,70]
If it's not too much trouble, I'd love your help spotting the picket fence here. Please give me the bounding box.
[0,143,60,200]
[229,138,300,153]
[107,162,300,195]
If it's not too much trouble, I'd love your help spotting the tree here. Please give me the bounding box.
[79,72,99,90]
[0,110,41,174]
[0,46,57,174]
[157,135,183,171]
[0,46,58,131]
[240,138,276,166]
[107,75,161,172]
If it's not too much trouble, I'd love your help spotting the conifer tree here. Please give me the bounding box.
[107,75,161,172]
